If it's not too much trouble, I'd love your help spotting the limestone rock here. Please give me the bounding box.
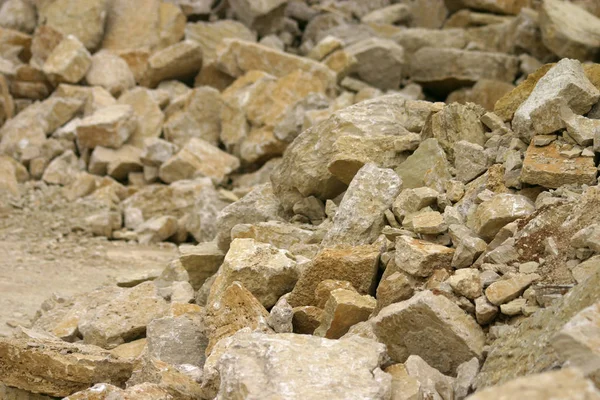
[140,137,176,166]
[372,290,485,375]
[375,271,415,314]
[345,38,405,90]
[179,242,224,291]
[314,289,376,339]
[203,281,272,354]
[42,35,92,85]
[101,0,160,51]
[157,2,186,50]
[268,295,293,333]
[0,0,36,34]
[292,306,323,334]
[512,59,600,142]
[448,269,482,300]
[119,88,164,148]
[207,238,298,309]
[85,211,122,238]
[146,304,208,367]
[395,138,452,191]
[228,0,287,35]
[451,0,530,15]
[385,363,422,400]
[141,40,203,88]
[521,141,598,188]
[321,163,402,247]
[136,215,178,244]
[65,383,172,400]
[561,107,600,147]
[127,357,204,399]
[158,138,240,184]
[85,50,135,96]
[0,156,19,196]
[409,48,518,94]
[202,331,391,400]
[216,39,336,91]
[393,28,467,56]
[272,95,441,210]
[0,330,133,398]
[185,20,256,65]
[475,296,498,325]
[405,355,455,400]
[78,281,169,349]
[395,236,454,278]
[470,369,600,400]
[484,273,540,306]
[287,245,380,307]
[539,0,600,61]
[76,104,137,149]
[470,194,535,241]
[392,187,439,221]
[41,150,81,186]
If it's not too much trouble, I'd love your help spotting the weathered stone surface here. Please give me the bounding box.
[484,273,540,306]
[392,187,439,221]
[372,290,485,375]
[268,295,293,333]
[119,88,164,148]
[0,156,20,196]
[513,59,600,142]
[85,50,135,96]
[231,221,314,252]
[392,28,466,56]
[321,163,402,247]
[470,194,535,241]
[539,0,600,61]
[395,138,452,191]
[146,304,208,367]
[156,2,186,50]
[136,215,178,244]
[0,330,133,398]
[228,0,287,35]
[409,48,518,93]
[141,40,203,88]
[179,242,224,291]
[207,238,298,309]
[42,35,92,85]
[216,39,336,91]
[405,355,455,400]
[127,357,204,399]
[101,0,160,51]
[395,236,454,278]
[314,289,376,339]
[288,245,380,307]
[451,0,530,15]
[78,281,169,349]
[521,141,598,189]
[272,95,441,210]
[185,20,256,65]
[562,107,600,147]
[76,104,137,149]
[448,269,482,300]
[470,369,600,400]
[202,331,391,400]
[411,211,447,235]
[345,37,405,90]
[41,150,81,186]
[65,382,172,400]
[203,281,272,354]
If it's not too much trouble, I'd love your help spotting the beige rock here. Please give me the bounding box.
[140,137,176,166]
[185,20,256,65]
[385,364,422,400]
[158,138,239,184]
[314,280,357,309]
[307,35,343,60]
[287,245,380,307]
[412,211,447,235]
[0,0,36,34]
[513,59,600,142]
[268,295,293,333]
[405,355,456,400]
[76,104,137,149]
[78,281,169,349]
[101,0,160,51]
[207,238,298,309]
[562,107,600,147]
[484,273,540,306]
[470,194,535,241]
[375,271,415,314]
[37,0,107,51]
[85,211,122,238]
[469,369,600,400]
[395,236,454,278]
[321,163,403,247]
[373,290,485,375]
[85,50,135,96]
[41,150,81,186]
[475,296,498,325]
[164,86,223,147]
[362,4,411,24]
[141,40,203,88]
[392,187,439,221]
[136,215,178,244]
[231,221,314,251]
[65,382,172,400]
[127,357,204,399]
[393,0,448,28]
[395,138,452,191]
[179,242,224,291]
[119,88,164,148]
[157,2,186,50]
[292,306,323,334]
[450,0,531,15]
[410,48,518,93]
[52,83,115,116]
[345,38,405,90]
[42,35,92,85]
[500,298,526,316]
[521,141,598,189]
[202,331,391,400]
[0,330,133,398]
[455,141,489,183]
[203,281,272,354]
[392,28,466,56]
[216,39,336,91]
[103,145,143,181]
[314,289,376,339]
[553,302,600,385]
[539,0,600,61]
[448,269,482,300]
[0,156,19,196]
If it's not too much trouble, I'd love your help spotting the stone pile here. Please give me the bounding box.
[1,0,600,399]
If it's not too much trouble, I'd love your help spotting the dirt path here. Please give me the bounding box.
[0,183,177,337]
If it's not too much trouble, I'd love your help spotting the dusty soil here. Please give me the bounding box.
[0,183,177,337]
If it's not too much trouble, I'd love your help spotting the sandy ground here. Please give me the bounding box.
[0,183,177,337]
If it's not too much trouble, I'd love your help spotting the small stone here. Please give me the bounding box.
[396,138,452,192]
[314,289,376,339]
[140,138,177,167]
[519,261,540,274]
[185,20,256,65]
[362,4,411,24]
[85,211,122,238]
[454,357,480,400]
[475,296,498,325]
[375,271,415,314]
[533,135,557,147]
[411,211,447,235]
[470,194,535,241]
[405,355,455,400]
[395,235,455,278]
[43,35,91,85]
[76,104,137,149]
[500,298,527,316]
[392,187,439,221]
[314,280,357,309]
[455,141,489,183]
[292,306,323,335]
[485,273,540,306]
[452,236,487,269]
[141,40,203,88]
[228,0,287,35]
[136,215,178,244]
[372,290,485,375]
[447,269,482,300]
[268,295,293,333]
[85,50,135,96]
[561,106,600,147]
[179,242,224,291]
[385,363,422,400]
[345,38,405,90]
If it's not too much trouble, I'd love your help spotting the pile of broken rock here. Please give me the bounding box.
[1,0,600,399]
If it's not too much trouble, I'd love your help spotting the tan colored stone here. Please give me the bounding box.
[185,20,256,65]
[345,37,405,90]
[485,273,540,306]
[157,2,186,50]
[385,364,422,400]
[470,194,535,241]
[119,88,164,148]
[42,35,91,85]
[228,0,287,35]
[314,289,376,339]
[521,141,598,189]
[76,104,137,149]
[292,306,323,334]
[115,48,151,83]
[314,280,357,309]
[158,138,240,184]
[0,330,133,398]
[179,242,224,291]
[141,40,203,88]
[395,236,454,278]
[136,215,178,244]
[127,357,204,399]
[0,156,19,196]
[287,245,380,307]
[85,50,135,96]
[101,0,160,51]
[65,382,172,400]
